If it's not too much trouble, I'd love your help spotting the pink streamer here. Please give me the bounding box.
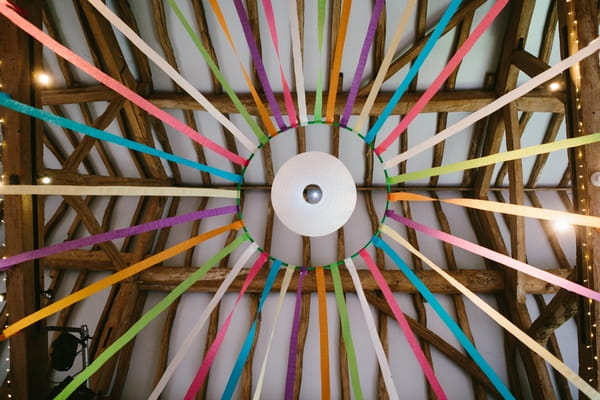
[0,1,246,166]
[184,252,269,399]
[261,0,298,126]
[375,0,509,154]
[360,249,448,399]
[386,210,600,302]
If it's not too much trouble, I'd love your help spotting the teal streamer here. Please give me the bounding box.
[0,93,241,183]
[221,260,282,399]
[365,0,463,143]
[372,237,515,400]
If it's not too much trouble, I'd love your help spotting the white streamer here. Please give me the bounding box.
[148,243,258,400]
[253,265,296,400]
[87,0,258,153]
[345,258,400,400]
[384,36,600,168]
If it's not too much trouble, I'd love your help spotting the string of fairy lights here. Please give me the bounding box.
[563,0,599,386]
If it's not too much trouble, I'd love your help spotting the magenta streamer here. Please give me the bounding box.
[340,0,385,126]
[386,210,600,302]
[233,0,286,130]
[285,267,307,400]
[0,205,237,271]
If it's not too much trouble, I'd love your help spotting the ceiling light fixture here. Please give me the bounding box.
[552,218,572,232]
[548,81,561,91]
[35,72,51,86]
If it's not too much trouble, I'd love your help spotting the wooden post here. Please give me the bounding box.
[0,0,48,398]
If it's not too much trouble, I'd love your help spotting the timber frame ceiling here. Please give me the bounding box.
[0,0,599,399]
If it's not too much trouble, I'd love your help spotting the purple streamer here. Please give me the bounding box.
[233,0,287,130]
[0,205,238,271]
[340,0,385,126]
[285,267,307,400]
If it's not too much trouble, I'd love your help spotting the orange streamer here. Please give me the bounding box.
[315,266,331,400]
[0,221,243,340]
[325,0,352,123]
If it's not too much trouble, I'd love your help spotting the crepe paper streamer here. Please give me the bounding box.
[185,252,270,399]
[56,234,250,400]
[376,0,509,154]
[385,210,600,303]
[385,36,600,167]
[388,132,600,184]
[340,0,385,126]
[222,260,283,399]
[285,267,308,400]
[0,184,239,199]
[0,93,241,183]
[372,237,515,400]
[148,242,259,400]
[88,0,261,152]
[344,258,399,400]
[0,221,244,342]
[389,192,600,229]
[330,263,364,400]
[315,266,332,400]
[163,0,269,144]
[381,225,600,400]
[202,1,277,137]
[359,249,447,400]
[313,0,327,120]
[325,0,353,124]
[0,205,236,271]
[364,0,463,143]
[288,0,308,126]
[0,2,246,167]
[261,0,299,127]
[233,0,286,130]
[253,265,295,400]
[354,0,416,132]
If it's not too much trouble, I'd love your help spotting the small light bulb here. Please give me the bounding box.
[552,219,571,232]
[35,72,51,86]
[39,176,51,184]
[548,81,561,91]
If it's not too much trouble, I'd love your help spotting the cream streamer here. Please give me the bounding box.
[354,0,417,132]
[345,258,399,400]
[0,185,239,198]
[253,265,296,400]
[380,224,600,400]
[384,36,600,168]
[148,243,258,400]
[87,0,258,153]
[288,0,308,125]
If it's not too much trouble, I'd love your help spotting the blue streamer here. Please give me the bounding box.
[221,259,283,399]
[0,93,241,183]
[364,0,463,144]
[372,237,515,400]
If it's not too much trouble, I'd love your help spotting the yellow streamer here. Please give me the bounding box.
[0,185,239,198]
[0,221,243,340]
[389,192,600,228]
[316,266,331,400]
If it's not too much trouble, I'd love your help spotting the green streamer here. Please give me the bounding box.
[388,132,600,184]
[330,263,363,400]
[166,0,267,144]
[313,0,326,120]
[56,233,250,400]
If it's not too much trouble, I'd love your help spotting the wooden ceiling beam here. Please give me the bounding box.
[41,87,566,114]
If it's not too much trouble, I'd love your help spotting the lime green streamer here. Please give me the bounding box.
[56,234,249,400]
[313,0,327,120]
[166,0,267,144]
[388,132,600,184]
[330,263,363,400]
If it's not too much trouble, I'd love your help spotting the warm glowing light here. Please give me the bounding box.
[35,72,51,86]
[39,176,52,184]
[552,219,572,232]
[548,81,561,91]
